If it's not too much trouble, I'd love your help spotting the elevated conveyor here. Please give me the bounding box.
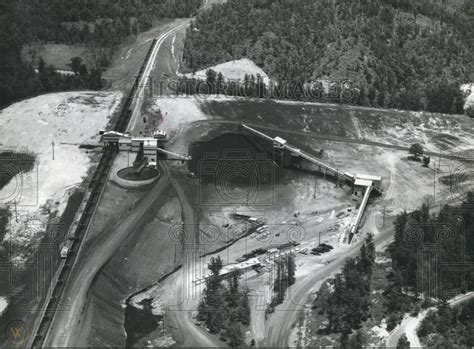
[241,124,354,182]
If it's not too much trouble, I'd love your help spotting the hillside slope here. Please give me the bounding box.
[182,0,474,114]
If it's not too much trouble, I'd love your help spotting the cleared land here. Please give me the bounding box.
[181,58,270,84]
[0,91,121,263]
[115,95,473,346]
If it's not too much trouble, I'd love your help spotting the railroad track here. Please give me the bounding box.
[27,38,158,348]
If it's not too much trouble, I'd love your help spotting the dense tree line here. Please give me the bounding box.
[17,0,202,48]
[385,192,474,313]
[197,256,251,347]
[313,234,375,338]
[0,0,203,108]
[177,69,357,102]
[418,299,474,347]
[182,0,473,114]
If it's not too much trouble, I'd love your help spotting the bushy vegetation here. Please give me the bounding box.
[418,299,474,347]
[183,0,473,114]
[197,256,251,347]
[0,0,203,108]
[313,234,375,337]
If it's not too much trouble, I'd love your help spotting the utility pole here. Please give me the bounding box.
[52,140,55,160]
[319,230,321,246]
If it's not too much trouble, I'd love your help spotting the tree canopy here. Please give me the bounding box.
[182,0,473,114]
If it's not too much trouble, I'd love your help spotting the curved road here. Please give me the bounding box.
[43,20,198,347]
[159,160,225,347]
[385,292,474,348]
[44,163,173,346]
[264,213,395,348]
[41,6,472,347]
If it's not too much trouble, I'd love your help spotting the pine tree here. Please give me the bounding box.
[396,334,410,349]
[226,322,244,347]
[288,255,296,285]
[208,256,223,276]
[239,289,251,326]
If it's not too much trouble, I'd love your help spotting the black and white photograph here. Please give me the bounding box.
[0,0,473,347]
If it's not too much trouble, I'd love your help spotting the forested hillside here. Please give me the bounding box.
[17,0,202,50]
[0,0,202,108]
[183,0,474,114]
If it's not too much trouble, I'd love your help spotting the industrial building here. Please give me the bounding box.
[101,129,190,166]
[353,174,383,195]
[240,125,384,242]
[101,130,167,164]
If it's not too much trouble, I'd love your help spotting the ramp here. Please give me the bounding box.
[350,185,373,236]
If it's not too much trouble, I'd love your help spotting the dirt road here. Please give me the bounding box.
[43,20,191,347]
[264,212,395,348]
[385,292,474,348]
[43,164,172,346]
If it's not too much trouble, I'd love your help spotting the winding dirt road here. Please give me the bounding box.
[159,160,226,347]
[264,212,395,348]
[385,292,474,348]
[44,164,173,346]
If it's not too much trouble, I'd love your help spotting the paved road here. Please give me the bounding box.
[385,292,474,348]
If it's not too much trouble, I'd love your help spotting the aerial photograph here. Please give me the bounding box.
[0,0,473,348]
